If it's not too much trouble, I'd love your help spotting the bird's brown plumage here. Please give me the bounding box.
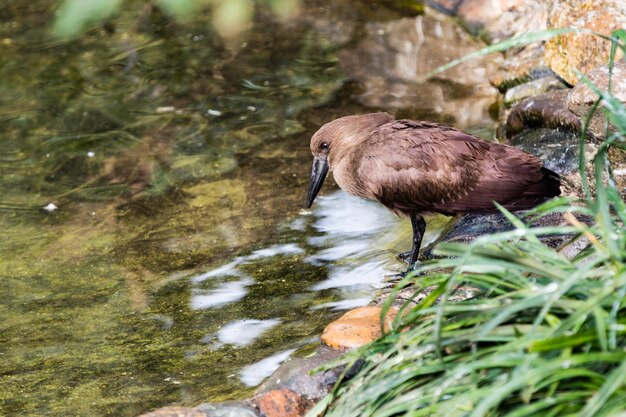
[316,113,560,216]
[306,112,561,266]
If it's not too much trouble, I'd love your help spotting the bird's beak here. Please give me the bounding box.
[306,155,329,208]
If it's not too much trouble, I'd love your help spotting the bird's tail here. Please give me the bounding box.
[535,167,562,198]
[504,167,561,211]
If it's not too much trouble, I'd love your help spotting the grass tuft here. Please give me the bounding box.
[308,30,626,417]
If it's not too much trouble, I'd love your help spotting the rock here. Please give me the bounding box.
[253,388,313,417]
[321,306,398,350]
[567,62,626,139]
[489,45,556,93]
[508,128,580,175]
[504,76,568,105]
[338,9,500,128]
[257,346,345,400]
[506,90,582,138]
[545,0,626,85]
[195,402,259,417]
[442,211,587,249]
[138,407,207,417]
[456,0,548,43]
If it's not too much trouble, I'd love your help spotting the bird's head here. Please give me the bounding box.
[306,112,393,208]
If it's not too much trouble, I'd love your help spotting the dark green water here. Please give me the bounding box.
[0,2,491,416]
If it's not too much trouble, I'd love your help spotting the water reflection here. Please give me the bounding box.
[190,244,306,310]
[180,190,413,393]
[305,191,404,294]
[311,297,372,311]
[191,277,255,309]
[239,349,297,387]
[204,319,283,348]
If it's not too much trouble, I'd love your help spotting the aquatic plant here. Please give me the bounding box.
[308,29,626,417]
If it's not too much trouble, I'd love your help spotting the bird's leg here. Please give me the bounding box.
[408,213,426,267]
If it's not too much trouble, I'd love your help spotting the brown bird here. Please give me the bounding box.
[305,113,561,267]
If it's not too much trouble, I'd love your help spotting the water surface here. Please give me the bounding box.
[0,2,492,415]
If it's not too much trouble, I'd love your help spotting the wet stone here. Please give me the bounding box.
[257,346,345,400]
[506,90,582,138]
[508,128,580,175]
[441,212,584,250]
[253,389,313,417]
[567,62,626,139]
[195,402,259,417]
[321,306,398,350]
[504,76,568,106]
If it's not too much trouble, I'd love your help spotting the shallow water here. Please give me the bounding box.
[0,2,492,416]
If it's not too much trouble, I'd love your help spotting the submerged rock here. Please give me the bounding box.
[544,0,626,86]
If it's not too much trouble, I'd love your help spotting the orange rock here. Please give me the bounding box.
[545,0,626,85]
[138,407,206,417]
[254,388,313,417]
[321,306,398,350]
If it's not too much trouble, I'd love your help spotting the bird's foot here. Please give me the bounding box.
[397,251,421,268]
[397,251,411,263]
[406,261,422,275]
[392,252,423,278]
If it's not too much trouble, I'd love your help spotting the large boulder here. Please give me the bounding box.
[544,0,626,86]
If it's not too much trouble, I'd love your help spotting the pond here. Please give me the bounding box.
[0,1,496,416]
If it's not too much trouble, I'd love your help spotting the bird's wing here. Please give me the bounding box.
[355,120,556,215]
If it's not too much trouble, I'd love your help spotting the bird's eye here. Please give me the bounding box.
[320,142,329,151]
